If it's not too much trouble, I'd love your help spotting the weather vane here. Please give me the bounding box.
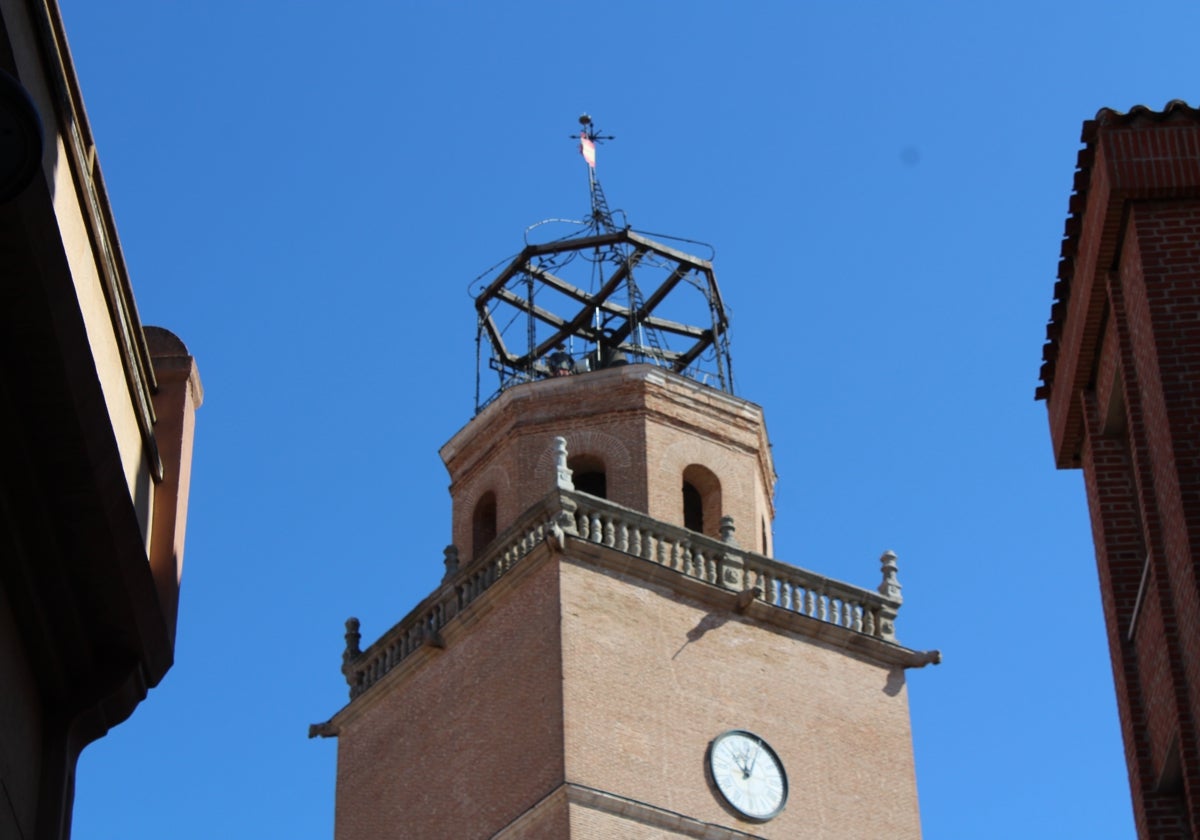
[571,114,617,232]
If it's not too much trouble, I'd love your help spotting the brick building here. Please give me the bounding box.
[0,2,202,837]
[1038,101,1200,838]
[314,209,939,837]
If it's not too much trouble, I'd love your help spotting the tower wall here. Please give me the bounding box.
[441,366,776,561]
[332,553,567,840]
[558,556,921,839]
[331,541,923,840]
[1039,104,1200,838]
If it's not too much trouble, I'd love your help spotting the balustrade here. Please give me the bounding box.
[343,489,902,699]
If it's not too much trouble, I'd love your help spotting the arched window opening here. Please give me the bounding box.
[569,453,607,499]
[681,464,722,538]
[683,482,704,532]
[472,491,497,560]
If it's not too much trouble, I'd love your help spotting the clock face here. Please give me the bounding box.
[708,730,788,821]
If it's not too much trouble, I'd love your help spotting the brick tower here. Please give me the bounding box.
[1037,101,1200,838]
[313,118,939,839]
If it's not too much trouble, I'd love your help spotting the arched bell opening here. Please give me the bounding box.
[472,491,498,560]
[682,464,722,539]
[569,453,607,499]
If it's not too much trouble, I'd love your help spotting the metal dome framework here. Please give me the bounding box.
[471,115,735,413]
[472,226,734,413]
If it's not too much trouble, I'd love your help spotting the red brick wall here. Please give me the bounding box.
[334,546,924,839]
[558,559,922,839]
[333,555,566,840]
[441,367,776,558]
[1045,111,1200,838]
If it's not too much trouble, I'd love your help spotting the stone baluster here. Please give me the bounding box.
[720,515,737,546]
[876,550,901,642]
[343,617,362,664]
[715,515,743,592]
[442,545,460,582]
[554,436,574,490]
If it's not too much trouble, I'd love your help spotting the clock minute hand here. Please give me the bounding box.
[747,741,761,775]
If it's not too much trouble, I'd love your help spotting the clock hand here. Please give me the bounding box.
[747,741,761,775]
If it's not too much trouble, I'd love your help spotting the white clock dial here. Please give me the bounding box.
[708,730,787,821]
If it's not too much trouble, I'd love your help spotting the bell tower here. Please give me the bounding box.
[312,117,939,839]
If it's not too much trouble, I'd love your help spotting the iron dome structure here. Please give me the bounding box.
[471,115,735,412]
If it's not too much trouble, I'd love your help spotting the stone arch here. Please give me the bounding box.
[456,463,513,559]
[569,451,607,499]
[657,439,751,540]
[534,430,632,497]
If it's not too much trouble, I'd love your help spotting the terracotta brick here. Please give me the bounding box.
[440,366,777,559]
[329,363,926,838]
[1041,105,1200,839]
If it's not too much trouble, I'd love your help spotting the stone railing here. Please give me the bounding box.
[341,488,905,701]
[565,493,903,642]
[341,495,566,700]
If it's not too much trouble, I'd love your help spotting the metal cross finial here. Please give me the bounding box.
[575,113,615,144]
[571,114,617,232]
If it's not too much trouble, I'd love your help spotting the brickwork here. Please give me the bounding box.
[559,559,922,839]
[331,544,923,839]
[331,346,926,837]
[441,366,776,558]
[332,555,566,840]
[567,803,698,839]
[1040,104,1200,838]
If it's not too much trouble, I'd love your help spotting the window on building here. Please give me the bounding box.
[569,453,607,499]
[682,464,721,538]
[472,491,497,559]
[683,482,704,531]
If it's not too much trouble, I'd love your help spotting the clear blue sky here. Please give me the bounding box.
[58,2,1199,837]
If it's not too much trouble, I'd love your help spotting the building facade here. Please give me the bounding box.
[0,2,202,838]
[1038,101,1200,838]
[315,211,937,837]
